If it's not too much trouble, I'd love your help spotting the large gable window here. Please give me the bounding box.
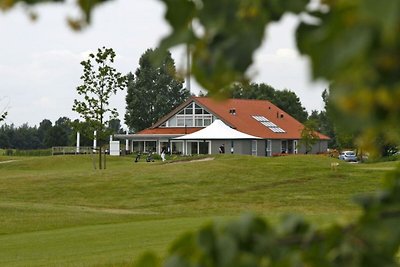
[165,102,214,127]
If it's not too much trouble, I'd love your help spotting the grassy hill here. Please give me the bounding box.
[0,154,397,266]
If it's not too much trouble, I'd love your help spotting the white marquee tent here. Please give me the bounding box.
[174,119,261,140]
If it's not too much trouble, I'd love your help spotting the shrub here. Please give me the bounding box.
[13,149,52,157]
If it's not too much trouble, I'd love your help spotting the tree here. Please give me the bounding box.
[307,90,338,148]
[12,123,40,149]
[37,119,53,148]
[72,47,127,169]
[299,119,320,154]
[318,88,357,150]
[125,48,189,132]
[70,119,96,147]
[226,82,275,100]
[0,124,12,148]
[108,118,123,134]
[274,89,308,122]
[226,83,308,122]
[318,89,336,146]
[55,117,72,144]
[0,123,41,149]
[43,117,72,147]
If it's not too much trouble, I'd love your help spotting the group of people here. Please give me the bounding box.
[134,145,168,163]
[136,144,230,163]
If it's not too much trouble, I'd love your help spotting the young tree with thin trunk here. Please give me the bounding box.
[73,47,127,169]
[299,119,320,154]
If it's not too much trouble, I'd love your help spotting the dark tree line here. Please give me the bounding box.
[0,117,123,150]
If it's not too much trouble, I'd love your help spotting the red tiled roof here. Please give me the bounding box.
[137,97,330,140]
[194,97,330,140]
[137,127,200,135]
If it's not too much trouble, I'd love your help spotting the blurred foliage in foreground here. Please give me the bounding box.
[2,0,400,266]
[136,167,400,266]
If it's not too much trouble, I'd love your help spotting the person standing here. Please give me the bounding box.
[219,144,225,154]
[161,145,167,161]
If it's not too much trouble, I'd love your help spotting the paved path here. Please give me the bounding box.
[0,160,18,164]
[168,157,215,164]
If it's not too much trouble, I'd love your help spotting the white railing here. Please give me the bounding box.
[52,146,94,155]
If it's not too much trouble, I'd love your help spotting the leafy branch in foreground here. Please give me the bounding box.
[0,0,115,30]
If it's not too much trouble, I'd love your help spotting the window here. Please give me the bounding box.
[266,140,272,157]
[204,117,212,126]
[185,118,193,127]
[166,102,214,127]
[252,140,258,156]
[252,115,285,133]
[177,117,185,126]
[185,107,193,114]
[281,140,288,153]
[169,117,177,127]
[195,118,203,126]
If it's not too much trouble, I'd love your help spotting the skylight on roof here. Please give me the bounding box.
[252,115,286,133]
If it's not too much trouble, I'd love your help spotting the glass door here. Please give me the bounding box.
[252,140,257,156]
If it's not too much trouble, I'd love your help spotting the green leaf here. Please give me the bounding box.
[161,0,196,31]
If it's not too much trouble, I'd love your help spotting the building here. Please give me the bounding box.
[115,97,330,156]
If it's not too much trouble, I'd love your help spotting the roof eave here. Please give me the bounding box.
[114,134,185,140]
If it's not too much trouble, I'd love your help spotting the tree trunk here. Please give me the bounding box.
[104,149,106,169]
[92,149,97,170]
[99,146,102,170]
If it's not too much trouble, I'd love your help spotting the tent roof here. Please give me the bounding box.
[174,120,261,140]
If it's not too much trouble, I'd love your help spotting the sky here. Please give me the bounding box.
[0,0,328,129]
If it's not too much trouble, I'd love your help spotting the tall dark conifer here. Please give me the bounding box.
[125,48,190,132]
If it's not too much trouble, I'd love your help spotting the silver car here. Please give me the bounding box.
[338,151,358,162]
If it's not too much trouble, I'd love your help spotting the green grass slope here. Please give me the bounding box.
[0,155,397,266]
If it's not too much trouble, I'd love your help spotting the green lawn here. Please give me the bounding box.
[0,154,397,266]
